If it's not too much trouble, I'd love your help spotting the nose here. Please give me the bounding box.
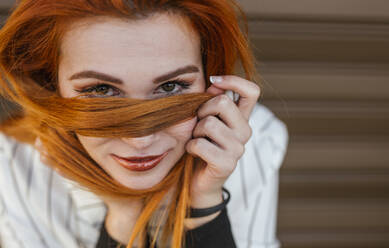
[120,133,156,150]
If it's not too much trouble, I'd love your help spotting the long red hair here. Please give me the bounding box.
[0,0,259,247]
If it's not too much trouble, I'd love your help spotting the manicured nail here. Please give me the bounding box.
[225,90,234,100]
[210,76,223,84]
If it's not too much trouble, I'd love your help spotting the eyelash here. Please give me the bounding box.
[74,80,192,98]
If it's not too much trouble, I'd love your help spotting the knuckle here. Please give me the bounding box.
[190,139,201,152]
[225,158,237,174]
[188,138,196,147]
[216,94,230,106]
[193,138,202,147]
[236,126,252,144]
[252,84,261,99]
[236,144,245,157]
[202,116,218,130]
[246,125,253,140]
[185,140,193,152]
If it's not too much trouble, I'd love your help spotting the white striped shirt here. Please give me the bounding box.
[0,102,288,248]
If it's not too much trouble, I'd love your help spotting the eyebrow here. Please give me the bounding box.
[69,65,200,85]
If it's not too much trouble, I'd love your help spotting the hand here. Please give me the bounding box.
[185,75,260,218]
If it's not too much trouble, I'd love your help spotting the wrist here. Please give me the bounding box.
[184,189,224,230]
[190,188,223,209]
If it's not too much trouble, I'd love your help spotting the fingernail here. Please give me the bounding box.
[210,76,223,84]
[225,90,234,100]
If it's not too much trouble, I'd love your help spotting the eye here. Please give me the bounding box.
[155,80,191,96]
[74,79,192,98]
[74,83,122,98]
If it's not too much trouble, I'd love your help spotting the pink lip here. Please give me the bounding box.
[111,151,169,172]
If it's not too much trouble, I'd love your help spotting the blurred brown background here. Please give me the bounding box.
[237,0,389,247]
[1,0,389,247]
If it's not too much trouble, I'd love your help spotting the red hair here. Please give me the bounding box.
[0,0,259,247]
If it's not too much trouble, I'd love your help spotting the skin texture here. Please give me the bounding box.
[58,14,205,190]
[57,12,260,244]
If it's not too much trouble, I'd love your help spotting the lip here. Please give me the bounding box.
[111,151,169,172]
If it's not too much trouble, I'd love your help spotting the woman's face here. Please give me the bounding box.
[58,13,205,189]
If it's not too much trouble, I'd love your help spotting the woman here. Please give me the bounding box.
[0,0,288,247]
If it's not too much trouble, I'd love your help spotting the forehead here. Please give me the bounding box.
[59,13,202,80]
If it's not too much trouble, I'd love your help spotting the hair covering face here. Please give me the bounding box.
[0,0,258,247]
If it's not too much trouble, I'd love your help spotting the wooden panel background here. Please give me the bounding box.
[1,0,389,247]
[239,0,389,247]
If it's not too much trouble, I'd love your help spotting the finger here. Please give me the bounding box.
[186,137,224,166]
[206,84,225,95]
[192,115,243,154]
[206,84,239,103]
[197,94,252,142]
[225,90,239,103]
[185,138,236,177]
[209,75,260,120]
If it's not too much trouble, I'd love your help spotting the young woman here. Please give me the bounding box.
[0,0,288,247]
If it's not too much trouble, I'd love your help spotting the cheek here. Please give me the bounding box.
[166,117,197,143]
[76,134,109,156]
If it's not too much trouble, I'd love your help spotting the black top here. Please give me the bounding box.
[96,208,236,248]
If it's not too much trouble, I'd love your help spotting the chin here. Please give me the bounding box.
[123,176,165,190]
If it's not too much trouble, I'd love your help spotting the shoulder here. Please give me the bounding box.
[0,132,37,172]
[0,132,105,247]
[0,132,38,182]
[0,131,18,158]
[0,132,41,202]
